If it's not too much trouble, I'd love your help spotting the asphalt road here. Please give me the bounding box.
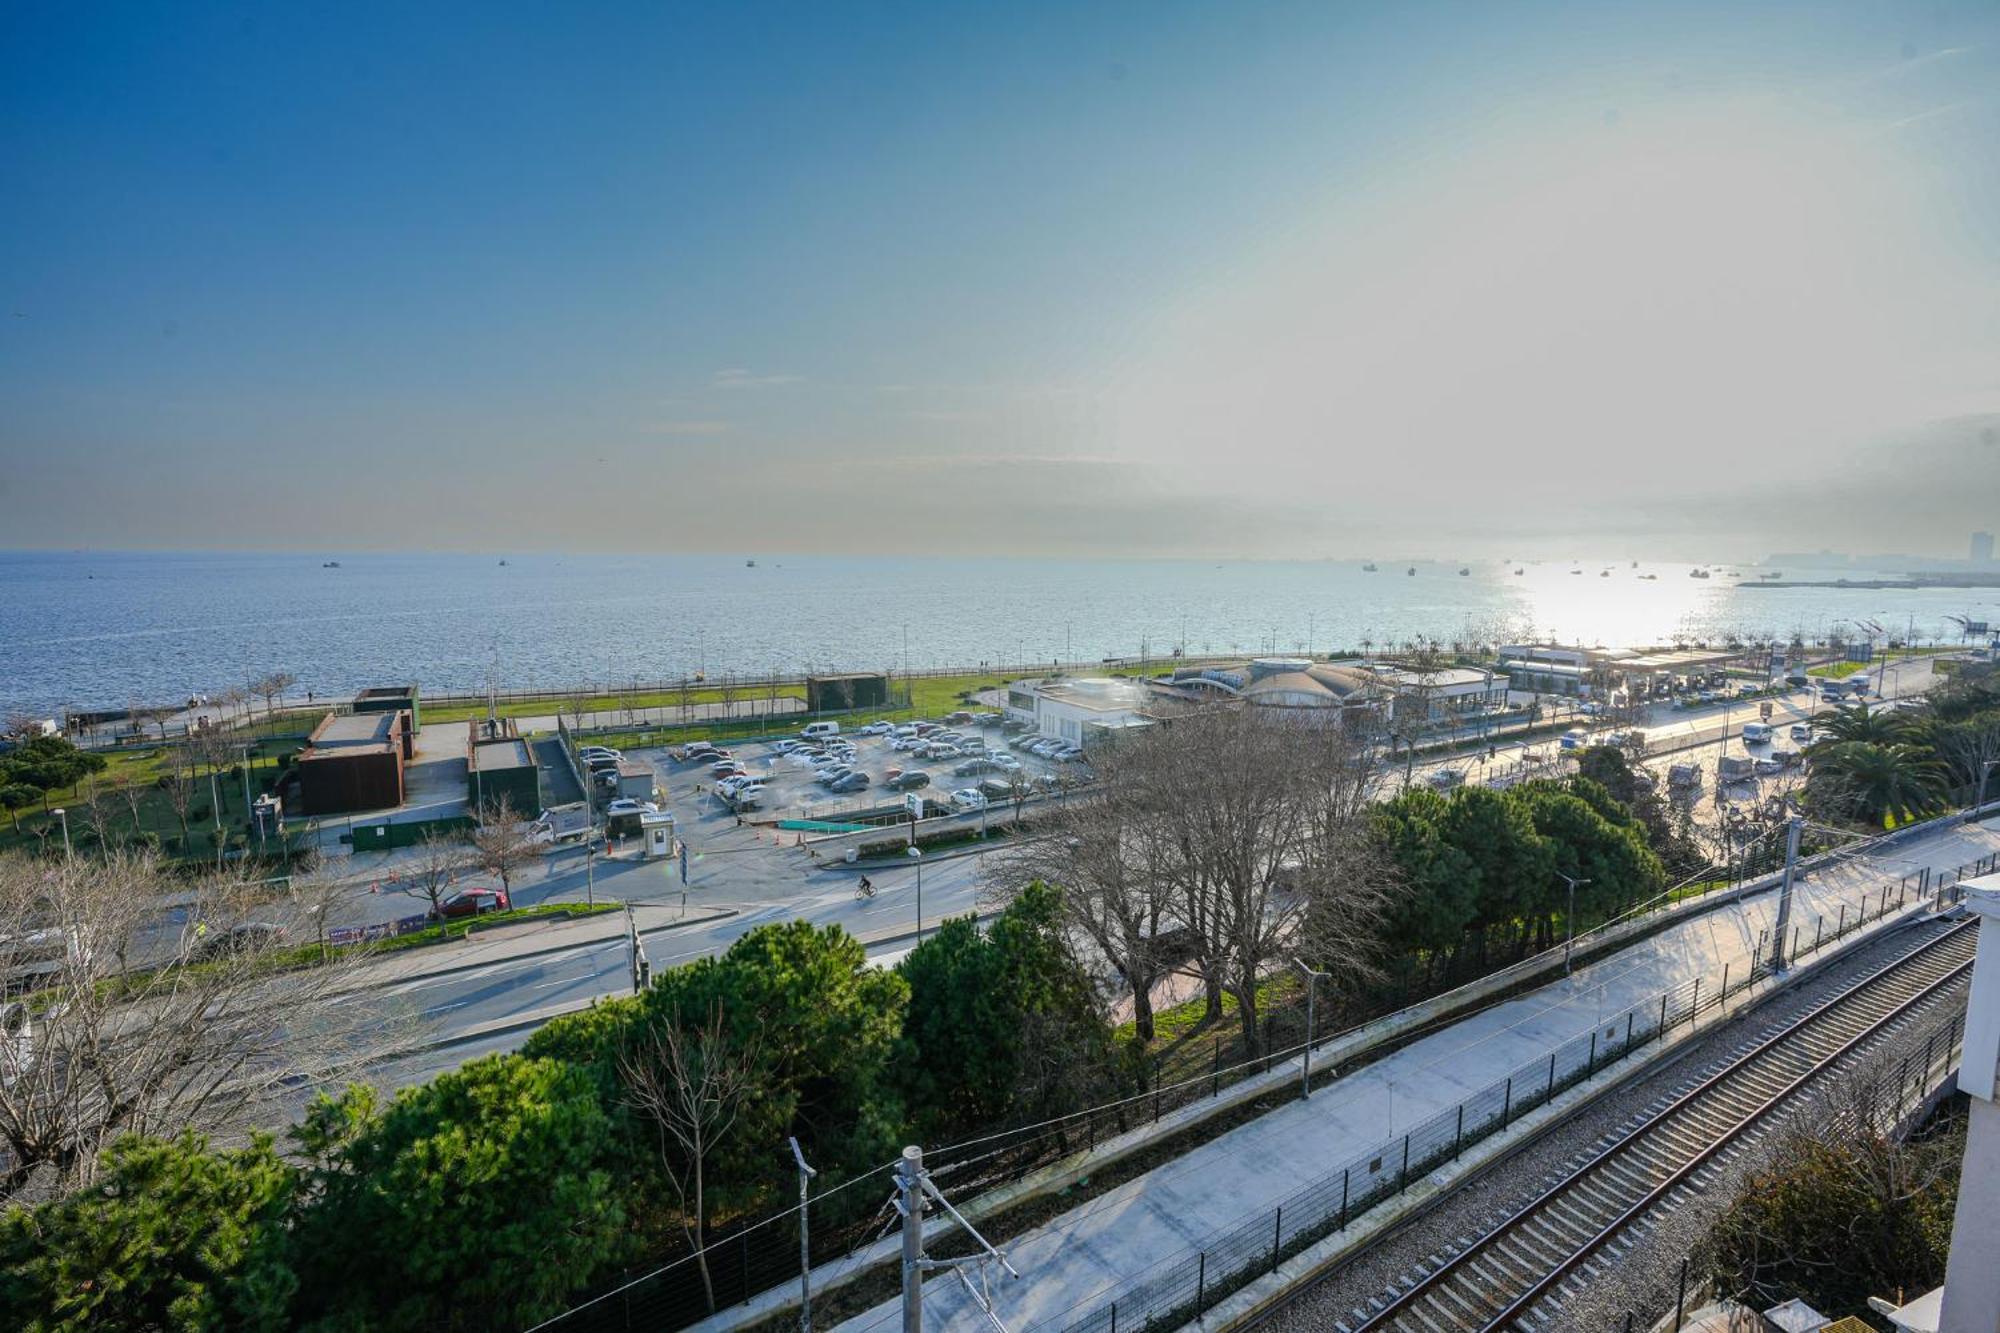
[351,841,994,1091]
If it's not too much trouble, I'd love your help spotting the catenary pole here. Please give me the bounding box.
[1769,814,1804,973]
[898,1146,925,1333]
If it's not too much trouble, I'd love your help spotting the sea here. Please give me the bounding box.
[3,550,1995,716]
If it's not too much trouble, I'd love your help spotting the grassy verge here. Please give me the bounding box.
[1808,661,1868,680]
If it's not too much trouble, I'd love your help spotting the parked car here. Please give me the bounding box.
[816,766,855,786]
[1790,724,1813,742]
[1559,728,1589,750]
[828,772,871,793]
[977,778,1015,801]
[1668,763,1702,790]
[190,922,288,961]
[954,758,1002,777]
[860,722,895,735]
[604,799,659,816]
[946,710,974,725]
[1000,717,1030,733]
[949,788,989,812]
[431,887,511,920]
[886,770,931,791]
[1427,768,1465,790]
[1753,757,1784,776]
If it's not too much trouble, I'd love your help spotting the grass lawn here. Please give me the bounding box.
[1,737,301,864]
[578,672,1010,750]
[1807,661,1868,680]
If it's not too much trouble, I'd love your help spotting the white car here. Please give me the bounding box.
[1790,724,1812,743]
[1559,729,1588,750]
[949,788,989,812]
[578,746,620,761]
[859,722,895,735]
[604,799,659,816]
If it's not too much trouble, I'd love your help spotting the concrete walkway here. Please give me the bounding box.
[831,815,2000,1333]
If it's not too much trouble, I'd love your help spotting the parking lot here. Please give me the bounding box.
[636,714,1087,835]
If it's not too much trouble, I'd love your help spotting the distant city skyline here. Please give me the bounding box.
[3,2,1998,560]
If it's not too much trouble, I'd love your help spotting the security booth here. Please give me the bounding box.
[640,811,676,860]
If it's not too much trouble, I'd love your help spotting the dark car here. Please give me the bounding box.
[828,772,872,793]
[190,922,289,962]
[885,770,931,791]
[431,887,511,920]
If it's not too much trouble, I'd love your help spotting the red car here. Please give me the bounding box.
[432,887,511,920]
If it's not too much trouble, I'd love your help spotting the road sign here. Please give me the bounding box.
[678,842,689,885]
[905,793,924,821]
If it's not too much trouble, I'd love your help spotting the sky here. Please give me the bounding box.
[3,1,1997,561]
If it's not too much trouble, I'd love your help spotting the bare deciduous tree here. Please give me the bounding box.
[396,829,469,920]
[993,704,1387,1052]
[251,671,297,723]
[470,795,535,896]
[618,1003,761,1313]
[159,742,198,847]
[0,850,406,1202]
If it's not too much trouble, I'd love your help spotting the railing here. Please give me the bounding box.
[1029,851,1997,1333]
[523,849,1999,1333]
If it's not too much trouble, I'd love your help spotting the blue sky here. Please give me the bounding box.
[4,1,1997,559]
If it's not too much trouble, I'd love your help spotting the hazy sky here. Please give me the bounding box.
[4,1,1997,561]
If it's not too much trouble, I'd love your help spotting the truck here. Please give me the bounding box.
[526,803,593,845]
[1668,762,1702,791]
[1717,755,1757,784]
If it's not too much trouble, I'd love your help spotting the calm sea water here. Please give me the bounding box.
[2,550,1994,715]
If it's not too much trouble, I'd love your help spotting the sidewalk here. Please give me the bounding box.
[830,814,2000,1333]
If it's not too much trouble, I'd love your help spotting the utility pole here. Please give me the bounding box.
[789,1138,817,1333]
[586,839,597,908]
[1768,814,1804,973]
[1293,960,1329,1098]
[890,1143,1019,1333]
[1972,759,1998,825]
[1558,872,1591,976]
[898,1147,925,1333]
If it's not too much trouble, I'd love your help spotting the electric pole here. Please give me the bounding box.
[1769,814,1804,973]
[898,1147,925,1333]
[890,1143,1020,1333]
[789,1138,817,1332]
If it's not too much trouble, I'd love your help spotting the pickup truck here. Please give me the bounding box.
[525,803,593,845]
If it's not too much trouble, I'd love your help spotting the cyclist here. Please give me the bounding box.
[856,876,875,899]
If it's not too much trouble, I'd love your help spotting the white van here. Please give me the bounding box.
[1740,722,1773,744]
[800,721,841,741]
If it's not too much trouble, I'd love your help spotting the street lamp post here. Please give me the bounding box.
[51,808,71,861]
[907,845,924,941]
[1293,959,1330,1098]
[1974,759,2000,824]
[1557,872,1591,976]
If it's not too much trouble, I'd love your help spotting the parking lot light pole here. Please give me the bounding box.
[908,846,924,941]
[51,808,71,861]
[1557,873,1591,976]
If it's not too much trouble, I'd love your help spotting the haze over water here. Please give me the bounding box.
[4,551,1994,716]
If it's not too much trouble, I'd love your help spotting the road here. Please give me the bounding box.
[349,841,994,1091]
[318,654,1954,1092]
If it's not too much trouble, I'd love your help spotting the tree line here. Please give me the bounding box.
[0,865,1123,1331]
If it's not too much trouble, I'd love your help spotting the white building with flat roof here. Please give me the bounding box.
[1005,676,1157,747]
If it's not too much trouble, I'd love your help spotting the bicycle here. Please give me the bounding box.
[856,876,875,900]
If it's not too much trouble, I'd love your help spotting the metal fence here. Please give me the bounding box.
[1031,853,1997,1333]
[525,846,2000,1333]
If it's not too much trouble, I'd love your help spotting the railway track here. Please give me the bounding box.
[1331,917,1977,1333]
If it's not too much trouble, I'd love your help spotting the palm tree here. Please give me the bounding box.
[1806,740,1947,827]
[1809,701,1910,747]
